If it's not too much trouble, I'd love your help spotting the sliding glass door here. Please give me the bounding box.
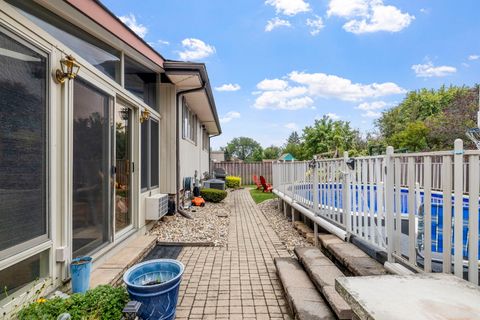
[115,105,133,233]
[72,79,111,258]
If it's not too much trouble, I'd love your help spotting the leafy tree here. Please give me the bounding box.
[287,131,301,144]
[224,137,263,162]
[302,116,359,158]
[389,121,429,151]
[376,85,479,151]
[263,145,282,159]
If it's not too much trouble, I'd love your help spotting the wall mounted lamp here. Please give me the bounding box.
[140,109,150,123]
[55,55,80,84]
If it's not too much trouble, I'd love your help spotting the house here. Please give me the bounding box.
[0,0,221,311]
[210,150,225,162]
[278,153,296,162]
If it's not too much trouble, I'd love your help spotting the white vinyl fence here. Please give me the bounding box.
[272,139,480,285]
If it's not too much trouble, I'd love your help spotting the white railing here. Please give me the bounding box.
[272,139,480,285]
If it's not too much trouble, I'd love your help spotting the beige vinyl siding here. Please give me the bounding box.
[179,98,210,188]
[159,84,177,194]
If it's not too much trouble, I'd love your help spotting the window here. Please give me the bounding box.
[9,0,120,81]
[0,28,48,256]
[124,56,157,109]
[182,101,197,143]
[203,129,209,151]
[0,251,49,299]
[141,119,159,190]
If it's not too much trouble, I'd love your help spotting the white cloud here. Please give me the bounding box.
[411,61,457,78]
[306,16,325,35]
[254,71,404,110]
[362,110,382,118]
[254,87,314,110]
[265,0,311,16]
[327,0,369,18]
[265,17,292,32]
[119,14,148,38]
[326,112,340,120]
[285,122,298,130]
[215,84,241,92]
[356,101,387,110]
[220,111,241,123]
[289,71,405,101]
[178,38,216,61]
[468,54,480,61]
[257,78,289,91]
[157,39,170,46]
[328,0,414,34]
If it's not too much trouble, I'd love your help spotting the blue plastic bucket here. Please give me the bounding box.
[123,259,184,320]
[70,256,92,294]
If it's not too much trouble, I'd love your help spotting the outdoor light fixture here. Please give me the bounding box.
[55,55,80,84]
[140,109,150,123]
[346,158,355,170]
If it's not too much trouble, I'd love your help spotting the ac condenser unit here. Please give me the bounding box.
[203,179,226,190]
[145,193,169,220]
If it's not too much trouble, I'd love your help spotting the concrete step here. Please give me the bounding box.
[384,262,415,275]
[274,257,336,320]
[318,234,387,277]
[295,247,353,319]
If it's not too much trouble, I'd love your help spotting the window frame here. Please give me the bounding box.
[140,117,159,192]
[0,25,50,261]
[182,99,198,144]
[202,128,209,151]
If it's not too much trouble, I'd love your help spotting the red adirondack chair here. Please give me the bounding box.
[260,176,273,193]
[253,175,262,190]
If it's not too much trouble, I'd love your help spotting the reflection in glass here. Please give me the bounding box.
[124,56,157,109]
[115,107,131,232]
[10,0,120,81]
[0,251,48,299]
[150,120,159,187]
[73,79,111,257]
[0,29,47,253]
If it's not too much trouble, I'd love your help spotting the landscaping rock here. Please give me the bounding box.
[258,199,312,256]
[149,193,231,246]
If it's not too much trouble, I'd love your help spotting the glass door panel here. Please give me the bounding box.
[115,106,132,232]
[72,79,111,258]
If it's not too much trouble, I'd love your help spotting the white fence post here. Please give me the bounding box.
[385,146,395,262]
[343,151,352,236]
[453,139,464,278]
[313,158,319,246]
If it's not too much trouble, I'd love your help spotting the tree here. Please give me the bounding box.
[224,137,263,162]
[287,131,301,145]
[302,116,359,158]
[389,121,429,152]
[263,145,282,159]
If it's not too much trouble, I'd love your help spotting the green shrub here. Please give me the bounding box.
[17,285,128,320]
[200,188,227,203]
[225,176,241,189]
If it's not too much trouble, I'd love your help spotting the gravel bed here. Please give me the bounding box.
[258,198,312,255]
[149,193,231,247]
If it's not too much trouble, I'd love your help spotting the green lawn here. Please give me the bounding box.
[246,185,277,204]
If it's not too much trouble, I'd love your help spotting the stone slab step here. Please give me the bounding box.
[90,235,157,287]
[384,262,415,275]
[275,257,336,320]
[318,234,386,277]
[295,247,353,319]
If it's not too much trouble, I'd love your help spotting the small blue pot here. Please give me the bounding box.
[70,256,92,294]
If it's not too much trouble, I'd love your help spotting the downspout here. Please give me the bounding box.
[175,85,205,217]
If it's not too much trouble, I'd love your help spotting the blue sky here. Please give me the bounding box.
[102,0,480,149]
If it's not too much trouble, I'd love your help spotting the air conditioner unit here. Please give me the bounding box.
[203,179,226,190]
[145,193,169,220]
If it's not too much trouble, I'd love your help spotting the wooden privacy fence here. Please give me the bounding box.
[272,139,480,285]
[211,161,273,185]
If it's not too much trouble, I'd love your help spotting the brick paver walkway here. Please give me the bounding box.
[175,189,293,319]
